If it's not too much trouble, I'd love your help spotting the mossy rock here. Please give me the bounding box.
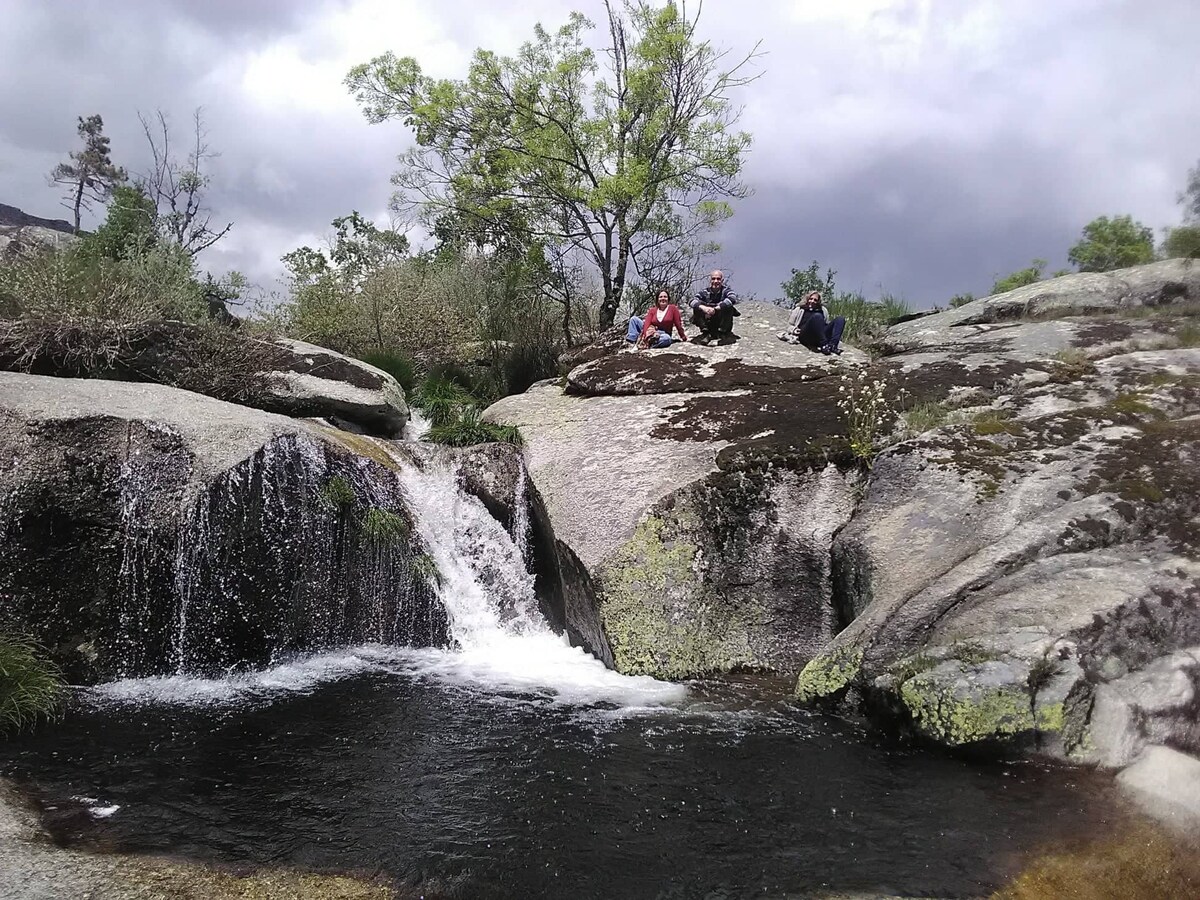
[794,647,863,701]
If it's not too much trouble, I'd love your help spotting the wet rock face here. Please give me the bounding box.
[594,463,862,679]
[0,374,444,682]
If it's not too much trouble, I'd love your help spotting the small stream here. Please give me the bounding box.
[0,432,1131,898]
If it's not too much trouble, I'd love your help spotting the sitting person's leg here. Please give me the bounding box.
[714,305,736,335]
[653,331,673,348]
[626,316,644,343]
[692,307,719,337]
[822,315,847,353]
[796,313,827,350]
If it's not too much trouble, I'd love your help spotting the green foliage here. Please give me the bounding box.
[1068,215,1156,272]
[413,374,477,427]
[346,1,758,325]
[362,508,410,544]
[412,553,443,586]
[76,185,158,261]
[991,259,1047,295]
[0,241,207,329]
[358,349,416,394]
[949,293,975,308]
[0,634,65,733]
[1175,322,1200,348]
[427,406,524,447]
[1162,225,1200,259]
[972,409,1023,436]
[902,400,951,435]
[780,261,837,306]
[826,291,912,344]
[320,476,357,511]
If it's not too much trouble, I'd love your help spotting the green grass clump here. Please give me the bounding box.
[972,409,1024,436]
[1108,392,1159,417]
[0,634,65,733]
[362,508,410,544]
[427,407,523,448]
[358,349,416,394]
[827,291,913,344]
[320,475,357,511]
[412,553,443,587]
[1174,322,1200,348]
[949,640,1002,666]
[903,400,951,435]
[413,375,476,427]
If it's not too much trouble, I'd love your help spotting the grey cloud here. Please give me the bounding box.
[1,0,1197,305]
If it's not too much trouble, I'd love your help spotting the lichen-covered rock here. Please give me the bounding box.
[485,303,869,677]
[0,372,444,682]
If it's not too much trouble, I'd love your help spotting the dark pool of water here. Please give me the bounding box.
[1,671,1126,899]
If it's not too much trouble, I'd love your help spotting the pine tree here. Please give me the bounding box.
[48,114,128,233]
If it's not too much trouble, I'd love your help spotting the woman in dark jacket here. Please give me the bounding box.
[784,291,846,354]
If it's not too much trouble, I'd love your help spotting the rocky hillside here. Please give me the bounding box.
[0,203,75,260]
[486,259,1200,822]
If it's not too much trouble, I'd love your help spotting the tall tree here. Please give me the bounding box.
[47,114,128,233]
[139,108,232,255]
[1068,215,1156,273]
[346,1,758,327]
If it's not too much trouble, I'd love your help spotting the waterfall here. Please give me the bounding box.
[83,425,683,708]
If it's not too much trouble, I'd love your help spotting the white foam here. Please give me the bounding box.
[90,451,688,713]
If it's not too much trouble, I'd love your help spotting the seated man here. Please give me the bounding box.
[782,290,846,354]
[690,269,740,343]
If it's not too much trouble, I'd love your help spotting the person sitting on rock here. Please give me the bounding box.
[782,290,846,355]
[690,269,740,344]
[627,289,689,349]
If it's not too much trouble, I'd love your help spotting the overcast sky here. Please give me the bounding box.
[2,0,1197,306]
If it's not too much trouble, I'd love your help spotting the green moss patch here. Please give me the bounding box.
[794,647,863,701]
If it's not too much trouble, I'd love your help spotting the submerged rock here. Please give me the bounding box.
[0,372,444,682]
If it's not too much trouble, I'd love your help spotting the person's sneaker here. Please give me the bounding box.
[818,343,832,355]
[693,333,711,345]
[831,346,843,355]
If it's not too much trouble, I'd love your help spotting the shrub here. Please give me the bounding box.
[949,293,975,308]
[358,348,416,394]
[1068,214,1157,273]
[992,259,1047,296]
[0,634,65,733]
[1162,225,1200,259]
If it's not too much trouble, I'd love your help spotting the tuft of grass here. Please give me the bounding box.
[1050,348,1096,383]
[413,375,476,428]
[320,475,357,511]
[358,349,416,394]
[891,652,938,683]
[994,825,1200,900]
[826,291,913,344]
[362,508,410,544]
[412,552,443,587]
[1026,654,1062,694]
[950,640,1002,666]
[1108,392,1160,417]
[427,406,524,448]
[0,634,65,733]
[1174,322,1200,348]
[903,400,951,435]
[973,409,1024,436]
